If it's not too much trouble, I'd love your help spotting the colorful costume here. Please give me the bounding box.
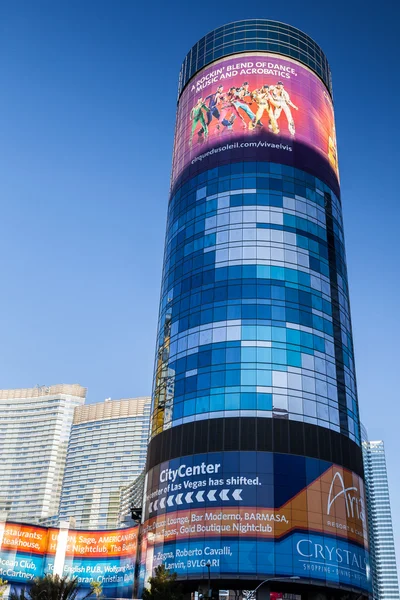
[232,88,256,122]
[198,91,223,134]
[218,93,245,127]
[252,89,279,133]
[269,86,297,135]
[190,102,210,145]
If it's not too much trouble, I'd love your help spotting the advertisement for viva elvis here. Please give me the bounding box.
[172,53,339,194]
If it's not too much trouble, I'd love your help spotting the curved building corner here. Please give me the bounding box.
[141,20,371,600]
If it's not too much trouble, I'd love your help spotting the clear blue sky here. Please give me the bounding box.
[0,0,399,559]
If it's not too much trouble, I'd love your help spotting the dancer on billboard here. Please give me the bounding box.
[232,82,256,128]
[189,98,210,147]
[218,87,247,129]
[269,81,298,135]
[251,85,279,133]
[198,85,224,135]
[328,123,338,171]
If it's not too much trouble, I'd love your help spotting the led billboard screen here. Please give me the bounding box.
[141,452,371,593]
[0,523,138,599]
[172,53,338,193]
[0,523,48,583]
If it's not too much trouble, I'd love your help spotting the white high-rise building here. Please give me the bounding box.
[0,384,86,523]
[58,397,150,529]
[362,425,399,600]
[118,470,145,526]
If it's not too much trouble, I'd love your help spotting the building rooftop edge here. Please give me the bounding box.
[0,384,87,400]
[73,396,151,425]
[182,18,327,62]
[178,18,332,100]
[81,396,151,407]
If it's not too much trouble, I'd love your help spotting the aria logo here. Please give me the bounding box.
[327,471,365,523]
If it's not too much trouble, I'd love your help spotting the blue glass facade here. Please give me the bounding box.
[153,163,359,441]
[143,20,369,598]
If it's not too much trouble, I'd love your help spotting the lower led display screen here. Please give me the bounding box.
[142,451,371,593]
[0,523,138,598]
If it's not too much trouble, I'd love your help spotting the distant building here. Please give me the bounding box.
[118,470,145,527]
[59,397,150,529]
[38,514,62,528]
[0,384,86,523]
[362,425,399,600]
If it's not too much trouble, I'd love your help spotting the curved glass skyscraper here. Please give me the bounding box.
[142,20,371,599]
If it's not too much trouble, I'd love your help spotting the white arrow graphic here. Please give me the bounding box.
[232,489,243,501]
[154,488,242,508]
